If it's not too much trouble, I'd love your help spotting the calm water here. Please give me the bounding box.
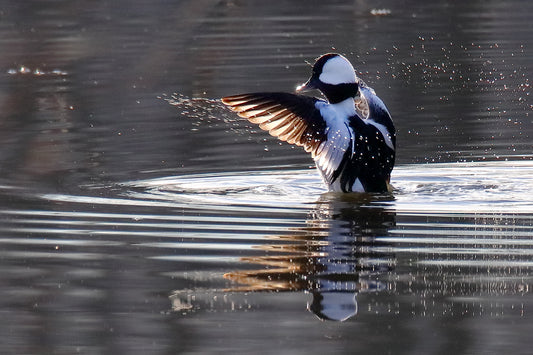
[1,0,532,354]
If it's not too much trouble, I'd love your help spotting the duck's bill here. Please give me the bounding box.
[295,82,310,92]
[295,83,308,92]
[295,78,316,92]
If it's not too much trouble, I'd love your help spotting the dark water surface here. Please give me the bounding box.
[1,1,532,354]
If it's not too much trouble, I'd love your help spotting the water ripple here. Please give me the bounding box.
[0,160,531,322]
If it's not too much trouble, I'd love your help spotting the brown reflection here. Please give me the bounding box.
[224,194,396,321]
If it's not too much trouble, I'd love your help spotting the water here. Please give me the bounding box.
[1,0,532,354]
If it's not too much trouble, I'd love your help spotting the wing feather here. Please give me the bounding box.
[221,93,327,156]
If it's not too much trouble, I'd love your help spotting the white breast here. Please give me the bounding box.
[313,99,356,188]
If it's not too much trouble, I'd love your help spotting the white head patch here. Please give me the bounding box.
[318,55,357,85]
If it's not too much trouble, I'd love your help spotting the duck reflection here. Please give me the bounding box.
[223,193,396,321]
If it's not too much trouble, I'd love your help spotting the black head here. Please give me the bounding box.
[297,53,359,104]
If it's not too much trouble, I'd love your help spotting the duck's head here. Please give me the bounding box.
[296,53,359,104]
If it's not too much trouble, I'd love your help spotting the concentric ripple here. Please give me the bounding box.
[0,161,531,323]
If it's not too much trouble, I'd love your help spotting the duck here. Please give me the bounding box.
[221,53,396,193]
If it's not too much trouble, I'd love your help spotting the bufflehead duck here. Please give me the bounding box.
[221,53,396,193]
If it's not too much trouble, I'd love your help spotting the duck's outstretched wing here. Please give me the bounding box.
[221,93,327,157]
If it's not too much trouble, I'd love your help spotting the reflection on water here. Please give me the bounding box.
[223,195,395,321]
